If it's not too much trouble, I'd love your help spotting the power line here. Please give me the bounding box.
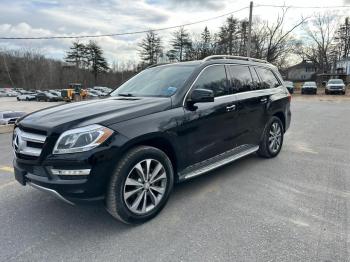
[255,4,350,9]
[1,4,350,40]
[0,6,250,40]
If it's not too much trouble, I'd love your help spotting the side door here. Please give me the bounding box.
[227,64,268,145]
[180,64,238,166]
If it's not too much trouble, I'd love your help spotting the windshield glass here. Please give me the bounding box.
[328,79,343,84]
[304,82,316,86]
[111,64,196,97]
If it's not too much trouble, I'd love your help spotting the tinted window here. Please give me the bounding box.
[193,65,228,97]
[111,64,196,97]
[255,67,280,89]
[250,67,261,90]
[228,65,254,93]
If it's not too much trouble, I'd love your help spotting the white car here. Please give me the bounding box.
[17,91,37,101]
[325,79,346,95]
[301,81,317,95]
[0,111,26,125]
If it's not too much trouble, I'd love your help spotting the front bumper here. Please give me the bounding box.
[13,147,121,203]
[301,88,317,94]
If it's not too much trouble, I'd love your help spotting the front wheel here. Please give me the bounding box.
[258,116,284,158]
[106,146,174,224]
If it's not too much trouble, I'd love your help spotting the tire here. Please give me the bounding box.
[301,90,304,94]
[342,91,346,95]
[257,116,284,158]
[17,97,20,101]
[106,146,174,224]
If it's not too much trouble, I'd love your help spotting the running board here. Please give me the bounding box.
[179,145,259,181]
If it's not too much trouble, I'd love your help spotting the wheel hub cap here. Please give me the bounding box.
[268,122,282,153]
[123,159,167,215]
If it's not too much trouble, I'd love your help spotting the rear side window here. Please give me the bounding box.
[255,67,280,89]
[193,65,228,97]
[228,65,254,93]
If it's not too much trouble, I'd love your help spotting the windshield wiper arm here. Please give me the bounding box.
[118,93,134,97]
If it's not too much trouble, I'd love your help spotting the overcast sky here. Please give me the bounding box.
[0,0,349,64]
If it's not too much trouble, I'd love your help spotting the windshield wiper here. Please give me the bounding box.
[118,93,134,97]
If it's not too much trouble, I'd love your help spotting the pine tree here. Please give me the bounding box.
[167,27,192,62]
[217,16,240,55]
[85,41,109,85]
[65,41,86,68]
[138,30,163,66]
[201,26,212,59]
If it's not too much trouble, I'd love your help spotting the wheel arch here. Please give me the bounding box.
[272,111,286,132]
[119,133,179,179]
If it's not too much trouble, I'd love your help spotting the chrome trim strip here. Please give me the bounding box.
[19,147,42,156]
[51,168,91,176]
[27,182,75,205]
[183,145,259,180]
[21,131,46,143]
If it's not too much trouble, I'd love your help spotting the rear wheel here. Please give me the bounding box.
[106,146,174,224]
[258,116,284,158]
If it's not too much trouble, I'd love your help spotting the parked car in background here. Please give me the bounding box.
[87,90,99,98]
[36,92,63,102]
[88,89,105,97]
[284,81,294,94]
[48,90,62,97]
[93,86,112,94]
[0,111,26,125]
[17,91,37,101]
[301,81,317,94]
[325,79,346,95]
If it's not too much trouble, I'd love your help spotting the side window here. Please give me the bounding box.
[250,67,261,90]
[255,67,280,89]
[193,65,228,97]
[228,65,254,93]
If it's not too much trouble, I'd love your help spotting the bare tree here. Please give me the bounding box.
[297,12,338,73]
[250,8,306,67]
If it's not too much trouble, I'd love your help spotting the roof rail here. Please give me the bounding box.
[202,55,268,64]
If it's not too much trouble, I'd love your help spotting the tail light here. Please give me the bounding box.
[287,93,292,102]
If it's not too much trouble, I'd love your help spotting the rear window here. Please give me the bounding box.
[255,67,280,89]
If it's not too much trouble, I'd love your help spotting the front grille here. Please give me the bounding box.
[13,128,47,158]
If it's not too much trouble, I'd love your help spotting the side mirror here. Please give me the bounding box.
[188,89,214,105]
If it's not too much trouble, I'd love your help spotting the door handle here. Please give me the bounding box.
[226,104,236,112]
[260,97,268,103]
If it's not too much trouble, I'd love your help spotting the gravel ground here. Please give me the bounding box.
[0,98,349,262]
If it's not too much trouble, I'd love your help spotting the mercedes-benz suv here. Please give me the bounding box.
[12,55,291,224]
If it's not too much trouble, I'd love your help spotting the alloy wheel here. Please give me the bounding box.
[123,159,167,215]
[268,122,282,153]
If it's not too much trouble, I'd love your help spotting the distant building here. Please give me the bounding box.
[334,58,350,77]
[286,60,317,81]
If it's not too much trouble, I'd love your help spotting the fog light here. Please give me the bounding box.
[50,168,91,176]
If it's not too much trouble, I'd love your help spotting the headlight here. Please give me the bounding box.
[53,124,113,154]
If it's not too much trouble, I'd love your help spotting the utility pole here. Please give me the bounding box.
[247,1,253,57]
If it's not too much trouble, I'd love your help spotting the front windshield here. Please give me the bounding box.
[328,79,343,84]
[111,64,196,97]
[304,82,316,86]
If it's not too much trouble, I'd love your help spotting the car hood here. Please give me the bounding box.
[18,96,172,133]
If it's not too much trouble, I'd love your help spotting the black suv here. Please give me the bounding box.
[12,55,291,224]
